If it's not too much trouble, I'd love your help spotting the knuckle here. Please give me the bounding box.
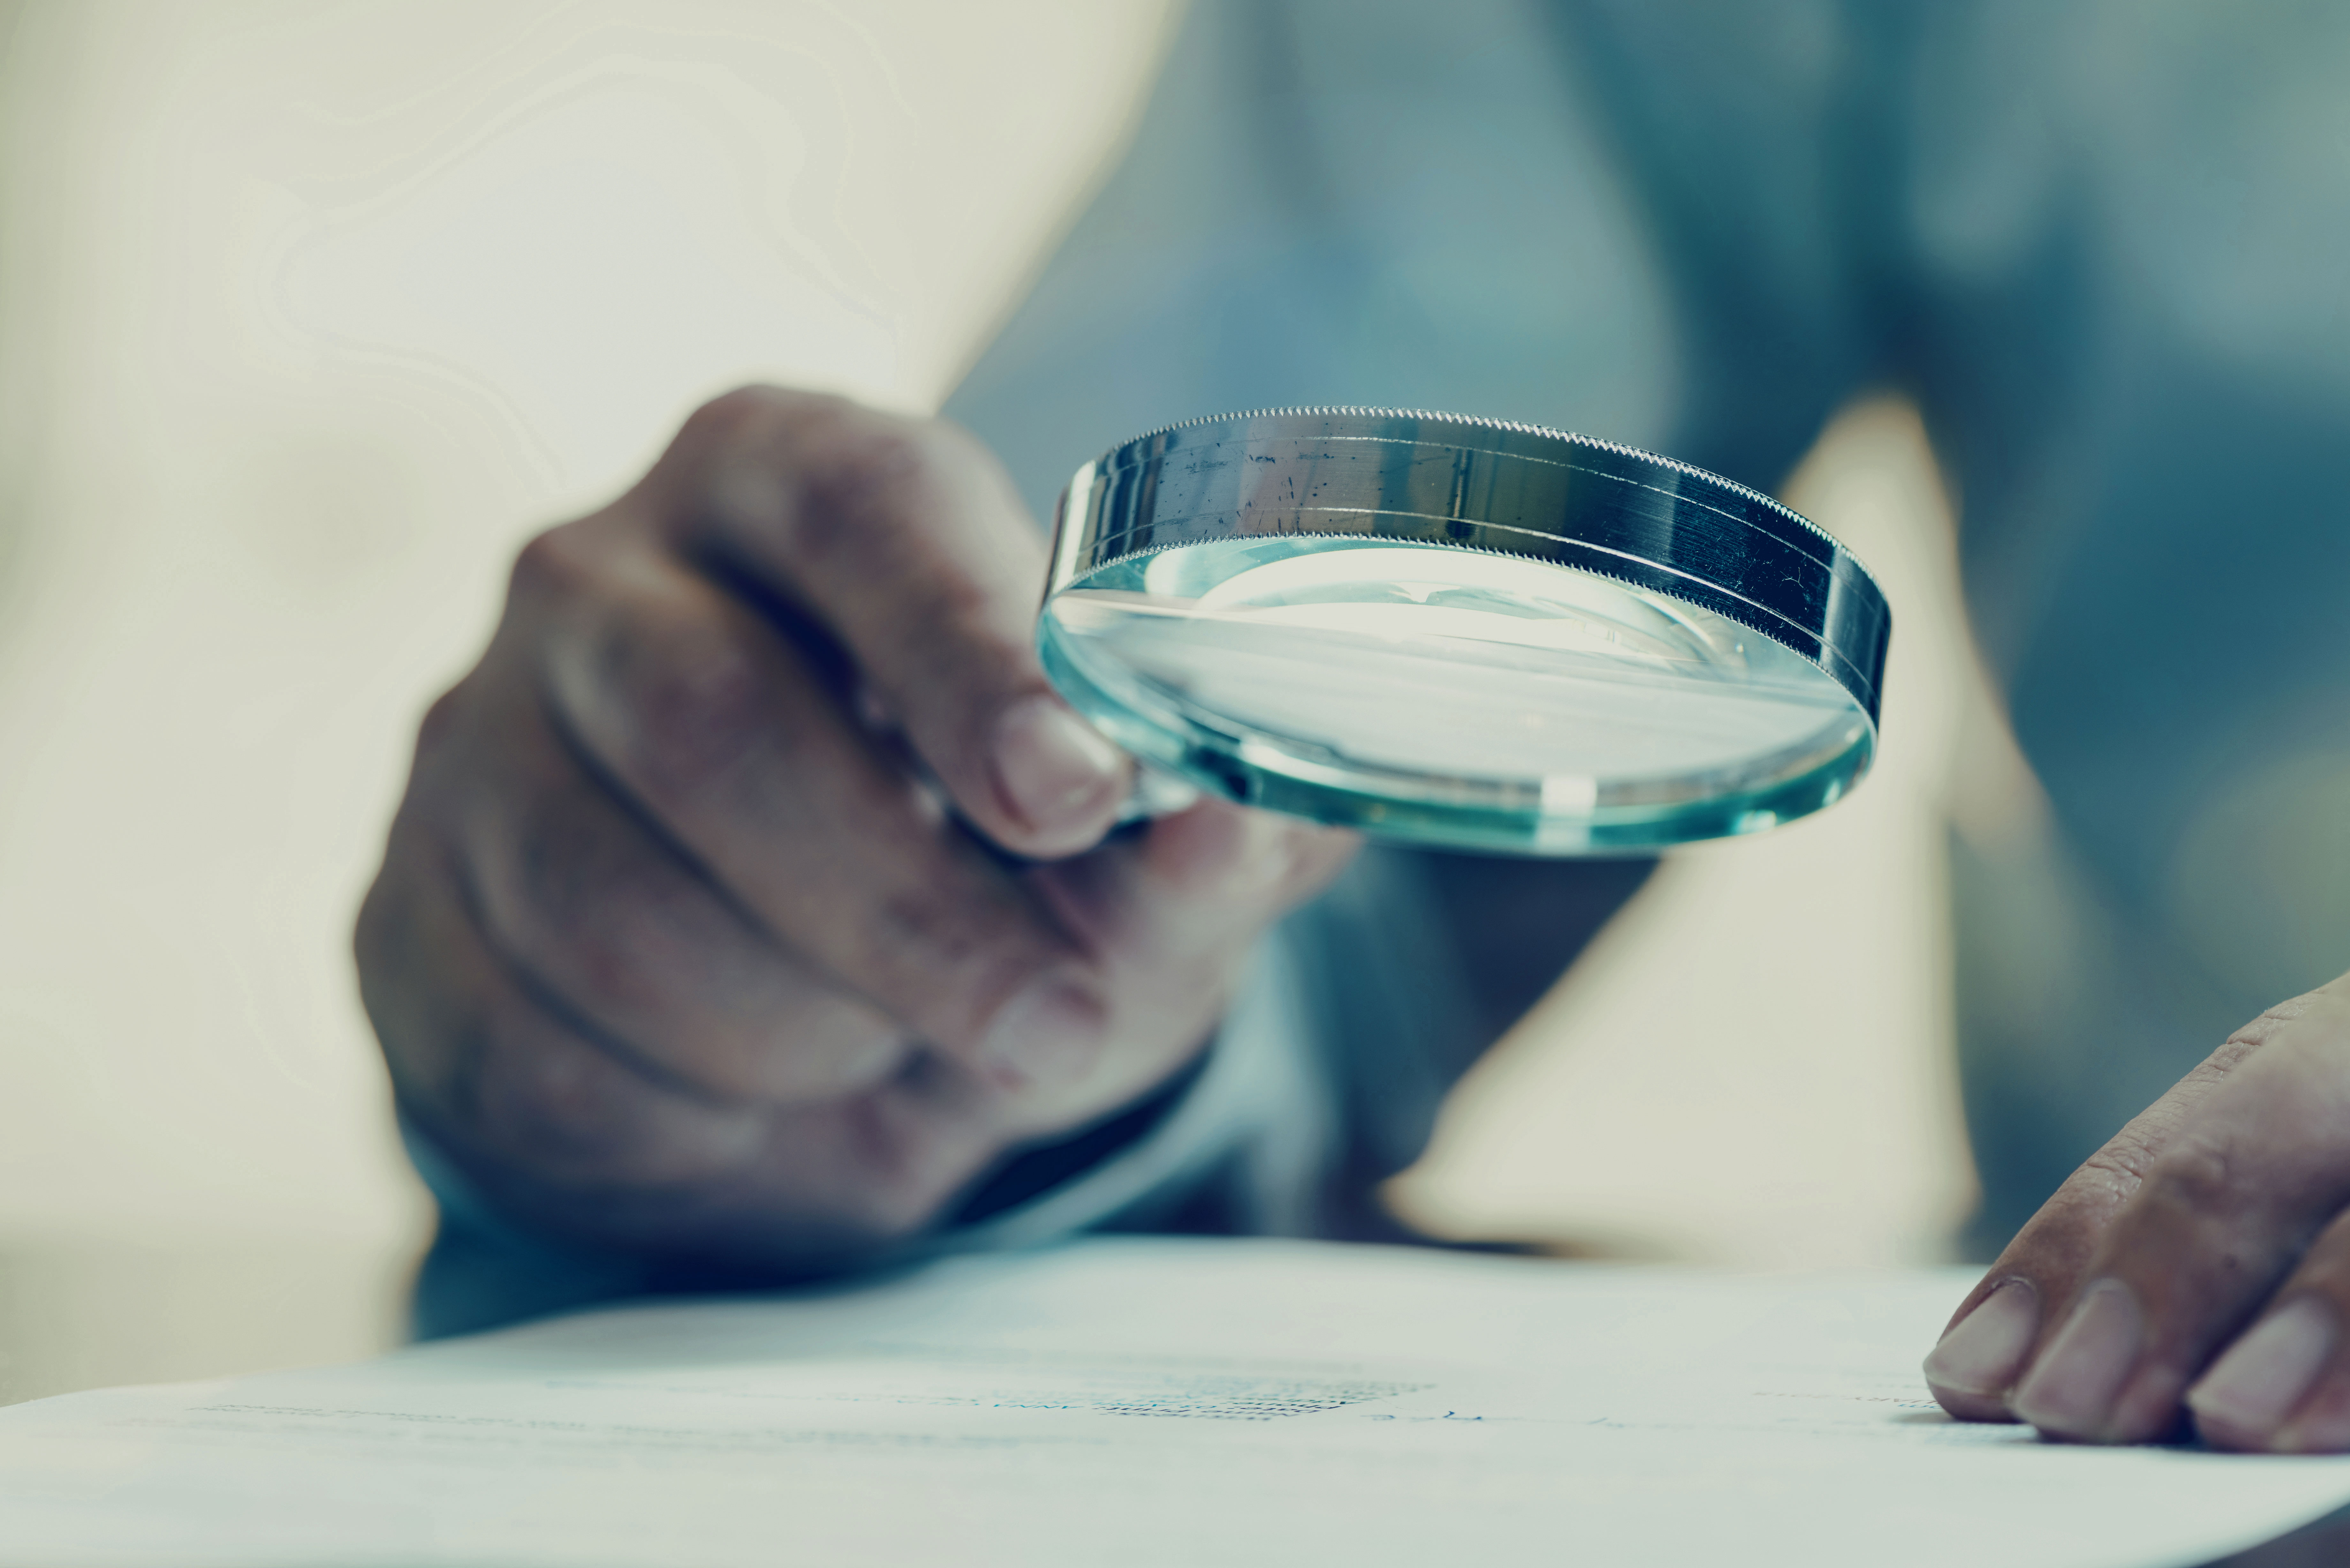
[680,383,822,448]
[2036,1142,2161,1239]
[2223,993,2326,1055]
[509,522,601,604]
[2142,1132,2246,1218]
[415,684,465,753]
[2079,1132,2165,1195]
[394,682,478,805]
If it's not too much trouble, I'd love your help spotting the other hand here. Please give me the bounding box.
[1925,969,2350,1449]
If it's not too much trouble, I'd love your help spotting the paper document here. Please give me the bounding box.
[2,1238,2346,1567]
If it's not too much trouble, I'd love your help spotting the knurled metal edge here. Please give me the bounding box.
[1101,405,1868,574]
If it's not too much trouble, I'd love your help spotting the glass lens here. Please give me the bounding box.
[1039,536,1874,853]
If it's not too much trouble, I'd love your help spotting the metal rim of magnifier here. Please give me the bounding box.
[1037,407,1893,853]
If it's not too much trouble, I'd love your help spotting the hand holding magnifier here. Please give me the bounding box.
[1037,408,1890,855]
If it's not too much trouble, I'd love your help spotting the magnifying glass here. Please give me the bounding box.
[1037,408,1890,855]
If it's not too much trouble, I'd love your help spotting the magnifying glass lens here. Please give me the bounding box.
[1039,412,1888,854]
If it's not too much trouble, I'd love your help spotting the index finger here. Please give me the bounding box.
[641,386,1130,858]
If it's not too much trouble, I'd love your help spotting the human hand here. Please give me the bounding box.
[356,387,1355,1271]
[1924,969,2350,1449]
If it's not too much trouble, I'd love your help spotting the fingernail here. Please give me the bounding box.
[990,695,1126,844]
[2010,1278,2145,1437]
[2189,1297,2336,1443]
[1925,1279,2040,1399]
[975,975,1105,1092]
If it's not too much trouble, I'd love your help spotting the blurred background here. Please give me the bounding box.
[0,0,2017,1402]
